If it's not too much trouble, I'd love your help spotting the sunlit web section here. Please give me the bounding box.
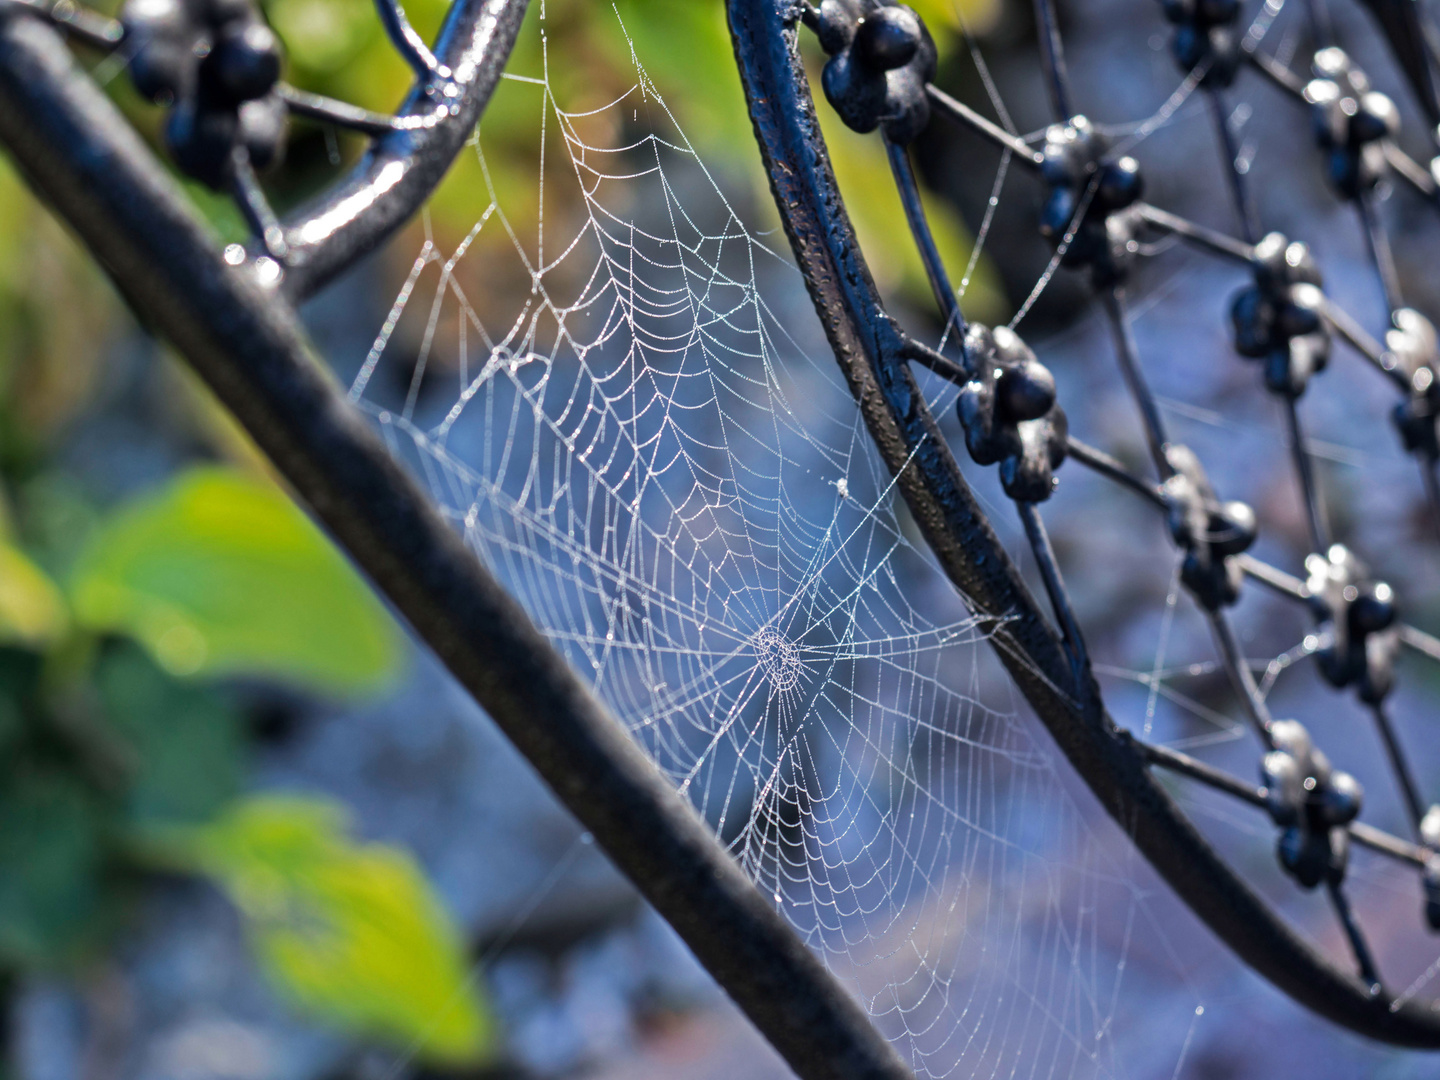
[337,5,1226,1077]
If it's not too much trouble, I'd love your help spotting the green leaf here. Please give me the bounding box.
[0,542,66,647]
[134,795,493,1064]
[96,642,246,826]
[0,765,108,968]
[69,467,402,695]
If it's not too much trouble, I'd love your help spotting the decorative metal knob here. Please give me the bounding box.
[1305,48,1398,198]
[1231,232,1332,397]
[1038,116,1145,286]
[1161,444,1258,610]
[957,324,1068,502]
[1306,544,1400,705]
[122,0,287,188]
[1262,720,1363,889]
[815,0,936,144]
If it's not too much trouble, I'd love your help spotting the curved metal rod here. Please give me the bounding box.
[275,0,529,299]
[0,14,914,1080]
[727,0,1440,1046]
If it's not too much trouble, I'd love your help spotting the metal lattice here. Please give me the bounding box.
[782,0,1440,1018]
[12,0,1440,1069]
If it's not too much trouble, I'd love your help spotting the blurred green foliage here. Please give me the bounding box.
[0,642,242,969]
[0,646,113,966]
[0,542,67,647]
[0,462,482,1063]
[96,638,247,825]
[135,794,494,1064]
[0,0,479,1050]
[71,467,401,691]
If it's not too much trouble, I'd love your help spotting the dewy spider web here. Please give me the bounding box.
[341,1,1440,1076]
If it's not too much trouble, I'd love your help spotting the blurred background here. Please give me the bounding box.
[5,0,1440,1076]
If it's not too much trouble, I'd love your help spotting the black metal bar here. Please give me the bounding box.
[1371,701,1428,832]
[1206,87,1258,244]
[277,83,407,137]
[1352,820,1429,865]
[1065,435,1166,506]
[899,335,968,384]
[1017,500,1088,684]
[925,84,1045,165]
[1352,0,1440,129]
[1031,0,1075,118]
[1209,608,1277,746]
[1303,0,1336,48]
[1135,737,1269,807]
[1134,202,1255,263]
[1357,188,1404,315]
[1138,738,1429,866]
[1422,458,1440,543]
[1284,397,1330,554]
[274,0,529,298]
[1238,552,1310,599]
[1318,296,1412,391]
[1384,141,1437,198]
[229,147,288,260]
[885,139,964,342]
[729,0,1440,1045]
[0,16,915,1080]
[1102,286,1173,477]
[1400,621,1440,661]
[1327,880,1384,994]
[1246,48,1307,96]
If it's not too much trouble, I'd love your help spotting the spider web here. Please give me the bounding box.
[340,1,1440,1076]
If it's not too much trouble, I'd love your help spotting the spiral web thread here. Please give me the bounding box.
[344,1,1440,1076]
